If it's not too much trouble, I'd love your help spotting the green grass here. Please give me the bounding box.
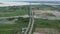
[0,31,13,34]
[0,6,29,17]
[0,18,29,34]
[0,9,29,17]
[45,13,56,17]
[0,24,17,29]
[0,24,16,34]
[35,19,60,28]
[32,5,60,11]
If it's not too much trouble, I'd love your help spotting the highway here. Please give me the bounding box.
[24,3,35,34]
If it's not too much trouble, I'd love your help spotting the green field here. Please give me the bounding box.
[0,6,30,17]
[32,5,60,11]
[35,19,60,28]
[0,17,29,34]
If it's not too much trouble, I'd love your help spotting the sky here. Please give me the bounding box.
[0,0,60,2]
